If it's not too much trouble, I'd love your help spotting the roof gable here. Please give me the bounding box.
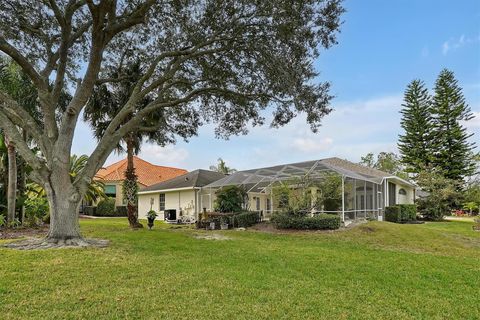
[95,156,187,186]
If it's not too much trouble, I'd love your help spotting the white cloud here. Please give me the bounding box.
[139,144,189,166]
[442,34,479,55]
[442,41,451,55]
[73,92,477,173]
[231,94,406,168]
[292,137,333,153]
[464,111,480,129]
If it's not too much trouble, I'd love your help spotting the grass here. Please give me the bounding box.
[1,219,479,320]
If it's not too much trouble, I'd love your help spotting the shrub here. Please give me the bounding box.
[399,204,417,221]
[83,206,96,216]
[232,211,260,228]
[115,206,128,216]
[8,218,21,228]
[0,214,5,228]
[24,197,49,226]
[96,198,116,216]
[271,213,341,230]
[385,205,416,223]
[214,186,247,213]
[416,170,460,221]
[474,217,480,231]
[385,206,402,222]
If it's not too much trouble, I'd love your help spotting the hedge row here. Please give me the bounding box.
[82,202,128,217]
[232,211,260,228]
[385,204,417,223]
[271,213,341,230]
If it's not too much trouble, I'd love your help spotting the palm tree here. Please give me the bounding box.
[0,58,39,223]
[84,62,167,228]
[209,158,237,175]
[27,154,106,203]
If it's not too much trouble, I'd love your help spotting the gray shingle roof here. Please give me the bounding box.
[139,169,225,192]
[321,157,391,179]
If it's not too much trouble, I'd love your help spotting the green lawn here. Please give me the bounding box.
[1,219,479,320]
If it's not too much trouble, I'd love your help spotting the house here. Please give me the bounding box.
[95,156,187,207]
[137,169,225,221]
[137,157,415,224]
[201,157,416,223]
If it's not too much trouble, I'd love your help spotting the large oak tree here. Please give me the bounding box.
[0,0,344,245]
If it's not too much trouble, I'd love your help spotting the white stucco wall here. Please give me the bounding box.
[384,179,415,206]
[247,192,268,211]
[138,189,197,220]
[396,183,415,205]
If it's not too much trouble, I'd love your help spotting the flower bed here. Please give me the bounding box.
[197,211,260,229]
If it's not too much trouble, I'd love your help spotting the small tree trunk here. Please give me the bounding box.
[17,130,28,224]
[125,135,143,228]
[6,137,17,223]
[17,155,26,224]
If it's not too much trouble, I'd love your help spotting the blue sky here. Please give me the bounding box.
[72,0,480,171]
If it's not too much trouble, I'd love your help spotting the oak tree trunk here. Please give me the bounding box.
[6,139,16,223]
[44,169,83,242]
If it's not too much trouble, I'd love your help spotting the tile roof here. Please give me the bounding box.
[95,156,187,186]
[139,169,225,192]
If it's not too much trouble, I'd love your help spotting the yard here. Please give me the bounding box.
[1,219,479,320]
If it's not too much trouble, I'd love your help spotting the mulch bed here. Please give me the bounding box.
[0,225,49,240]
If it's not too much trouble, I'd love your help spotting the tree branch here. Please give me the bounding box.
[0,92,49,155]
[104,0,156,41]
[0,37,49,93]
[0,111,46,173]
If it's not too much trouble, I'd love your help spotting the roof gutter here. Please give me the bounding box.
[139,186,199,195]
[382,176,416,187]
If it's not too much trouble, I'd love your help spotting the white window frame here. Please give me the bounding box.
[159,193,166,211]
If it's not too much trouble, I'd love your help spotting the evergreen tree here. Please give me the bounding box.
[398,80,433,177]
[431,69,476,184]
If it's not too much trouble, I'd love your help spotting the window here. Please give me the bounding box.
[105,185,116,198]
[398,188,407,195]
[266,198,271,212]
[159,193,165,211]
[256,197,261,211]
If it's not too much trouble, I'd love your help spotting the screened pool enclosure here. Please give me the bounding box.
[201,157,415,222]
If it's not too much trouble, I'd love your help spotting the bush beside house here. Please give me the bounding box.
[232,211,260,228]
[385,204,417,223]
[83,199,128,217]
[271,213,341,230]
[96,198,116,216]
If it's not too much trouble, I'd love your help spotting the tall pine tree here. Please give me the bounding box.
[398,79,433,177]
[431,69,476,184]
